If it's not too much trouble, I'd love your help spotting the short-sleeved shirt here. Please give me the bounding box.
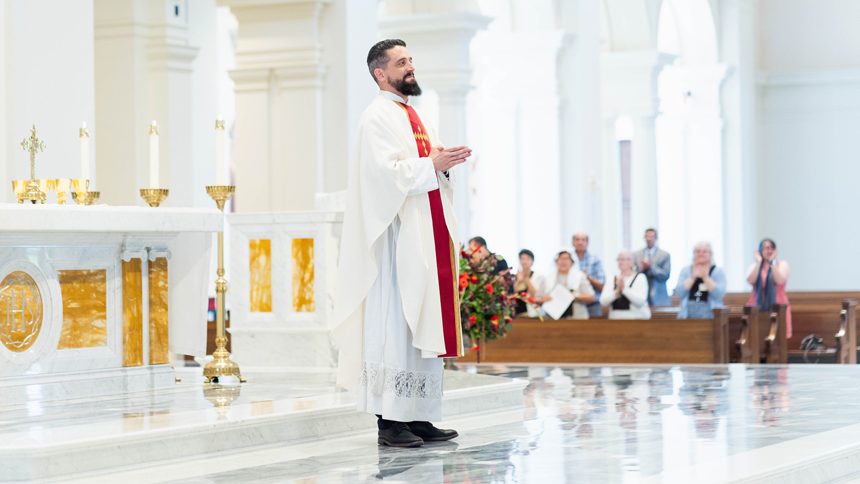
[577,251,605,316]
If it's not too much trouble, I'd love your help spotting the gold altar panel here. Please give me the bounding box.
[249,239,272,312]
[56,270,107,349]
[122,259,143,367]
[0,271,43,353]
[149,258,169,365]
[292,238,315,312]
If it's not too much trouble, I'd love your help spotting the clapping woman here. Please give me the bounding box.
[746,238,792,338]
[674,242,727,319]
[599,250,650,319]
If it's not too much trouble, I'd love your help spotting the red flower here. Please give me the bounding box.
[491,322,500,332]
[527,296,536,304]
[459,279,468,290]
[469,315,477,327]
[505,318,513,325]
[491,315,499,323]
[470,274,478,284]
[486,284,494,295]
[469,344,479,351]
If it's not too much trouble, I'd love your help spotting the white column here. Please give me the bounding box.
[601,51,673,257]
[379,9,491,240]
[720,0,759,291]
[598,115,621,263]
[221,0,329,212]
[94,0,201,207]
[557,0,602,247]
[630,114,659,240]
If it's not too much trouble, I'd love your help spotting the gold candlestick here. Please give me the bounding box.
[203,185,245,384]
[18,126,46,204]
[140,188,169,207]
[54,179,71,204]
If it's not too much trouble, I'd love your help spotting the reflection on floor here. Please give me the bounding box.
[44,363,860,484]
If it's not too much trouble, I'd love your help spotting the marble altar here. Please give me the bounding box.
[227,211,342,368]
[0,203,222,405]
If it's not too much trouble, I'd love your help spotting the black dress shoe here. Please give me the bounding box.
[407,421,458,442]
[378,422,424,447]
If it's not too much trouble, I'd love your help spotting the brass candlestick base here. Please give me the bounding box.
[72,191,99,206]
[140,188,169,207]
[203,185,245,384]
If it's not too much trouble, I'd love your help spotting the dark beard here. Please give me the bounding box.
[391,74,422,96]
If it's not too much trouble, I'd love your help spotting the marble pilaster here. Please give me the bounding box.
[227,211,342,367]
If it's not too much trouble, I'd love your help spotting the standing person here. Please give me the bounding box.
[572,232,605,317]
[746,238,792,338]
[512,249,546,317]
[632,228,671,306]
[468,236,509,275]
[599,251,651,319]
[544,251,595,319]
[331,39,472,448]
[674,242,727,319]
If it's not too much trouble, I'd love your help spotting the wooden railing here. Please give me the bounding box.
[458,308,730,365]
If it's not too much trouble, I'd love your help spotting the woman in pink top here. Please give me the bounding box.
[746,238,792,338]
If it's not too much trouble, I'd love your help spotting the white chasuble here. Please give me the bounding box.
[331,90,461,421]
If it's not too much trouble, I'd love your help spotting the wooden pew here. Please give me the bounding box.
[733,304,787,364]
[457,308,729,365]
[835,300,858,364]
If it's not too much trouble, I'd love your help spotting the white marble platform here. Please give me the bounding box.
[0,203,222,234]
[0,365,176,406]
[0,367,527,482]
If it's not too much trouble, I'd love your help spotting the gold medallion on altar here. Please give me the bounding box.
[0,271,44,352]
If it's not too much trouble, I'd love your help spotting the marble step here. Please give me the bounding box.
[0,368,527,482]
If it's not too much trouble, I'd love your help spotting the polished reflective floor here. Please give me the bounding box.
[53,363,860,484]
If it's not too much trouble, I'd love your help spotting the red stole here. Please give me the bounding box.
[395,101,462,358]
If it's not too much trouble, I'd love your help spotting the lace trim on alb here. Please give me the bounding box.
[359,361,443,399]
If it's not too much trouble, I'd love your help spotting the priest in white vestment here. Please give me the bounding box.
[330,39,472,447]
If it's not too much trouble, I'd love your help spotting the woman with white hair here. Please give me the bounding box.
[673,242,727,319]
[599,250,650,319]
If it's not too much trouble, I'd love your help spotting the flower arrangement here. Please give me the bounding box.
[458,246,540,354]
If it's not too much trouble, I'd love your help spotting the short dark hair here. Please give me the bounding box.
[645,228,658,237]
[518,249,535,260]
[367,39,406,84]
[469,236,487,248]
[556,251,573,261]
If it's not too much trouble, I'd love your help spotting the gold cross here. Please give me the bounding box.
[20,125,45,181]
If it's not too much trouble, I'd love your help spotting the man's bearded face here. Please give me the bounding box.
[390,71,422,96]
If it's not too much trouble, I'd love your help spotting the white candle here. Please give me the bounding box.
[149,121,159,188]
[80,122,89,181]
[215,117,226,185]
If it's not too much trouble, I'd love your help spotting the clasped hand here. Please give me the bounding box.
[430,144,471,172]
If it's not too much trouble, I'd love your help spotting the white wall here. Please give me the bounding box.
[755,0,860,290]
[757,72,860,290]
[2,0,95,202]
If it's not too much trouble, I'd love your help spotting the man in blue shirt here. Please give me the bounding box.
[573,232,605,317]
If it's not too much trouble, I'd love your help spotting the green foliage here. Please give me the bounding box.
[458,245,540,352]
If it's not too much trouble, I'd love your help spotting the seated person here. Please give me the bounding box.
[674,241,727,319]
[599,250,651,319]
[512,249,546,317]
[469,236,509,275]
[542,250,595,319]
